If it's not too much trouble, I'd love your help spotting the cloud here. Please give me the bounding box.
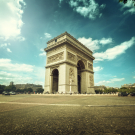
[78,37,112,51]
[59,0,63,4]
[0,43,10,48]
[16,36,25,41]
[95,78,125,86]
[120,1,135,14]
[133,76,135,79]
[0,58,34,72]
[68,0,106,20]
[93,66,103,72]
[0,59,45,87]
[7,48,12,52]
[44,33,52,38]
[0,71,32,85]
[99,38,112,45]
[0,0,26,40]
[78,37,99,51]
[93,37,135,62]
[39,48,46,56]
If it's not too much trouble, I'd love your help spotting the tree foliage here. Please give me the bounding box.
[36,88,44,93]
[119,0,135,6]
[0,85,6,94]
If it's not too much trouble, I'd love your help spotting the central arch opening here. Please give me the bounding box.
[52,69,59,93]
[77,60,85,94]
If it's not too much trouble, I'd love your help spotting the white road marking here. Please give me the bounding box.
[0,102,135,107]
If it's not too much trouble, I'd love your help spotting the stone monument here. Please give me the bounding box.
[44,32,95,94]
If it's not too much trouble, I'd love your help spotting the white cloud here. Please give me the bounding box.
[93,66,103,72]
[0,58,34,72]
[78,37,112,52]
[93,37,135,62]
[0,71,32,85]
[99,38,112,45]
[78,37,99,51]
[44,33,52,38]
[0,0,26,40]
[120,1,135,14]
[7,48,12,52]
[0,59,45,87]
[95,78,125,86]
[0,43,10,47]
[39,48,46,56]
[133,76,135,79]
[59,0,63,4]
[69,0,106,20]
[16,36,25,41]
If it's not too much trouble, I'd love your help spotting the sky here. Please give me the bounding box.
[0,0,135,88]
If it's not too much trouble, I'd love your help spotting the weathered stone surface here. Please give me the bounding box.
[44,32,95,94]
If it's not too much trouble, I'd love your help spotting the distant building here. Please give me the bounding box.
[10,82,42,91]
[10,81,14,86]
[94,85,106,91]
[121,83,135,89]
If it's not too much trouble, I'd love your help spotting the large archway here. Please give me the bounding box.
[77,60,85,93]
[52,69,59,93]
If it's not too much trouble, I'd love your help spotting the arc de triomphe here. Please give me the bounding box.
[44,32,95,94]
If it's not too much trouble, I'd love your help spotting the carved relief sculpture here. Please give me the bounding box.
[47,52,64,64]
[88,63,93,70]
[69,68,75,83]
[67,52,76,62]
[89,75,94,86]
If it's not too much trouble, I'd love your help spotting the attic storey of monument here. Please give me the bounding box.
[44,32,95,94]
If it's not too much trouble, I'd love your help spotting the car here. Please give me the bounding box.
[9,91,16,95]
[3,91,10,95]
[130,92,135,96]
[118,92,128,96]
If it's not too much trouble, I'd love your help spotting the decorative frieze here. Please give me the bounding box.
[47,52,64,64]
[69,68,75,83]
[67,52,76,62]
[47,45,65,56]
[88,63,93,70]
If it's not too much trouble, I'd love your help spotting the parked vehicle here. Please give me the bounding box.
[118,92,128,96]
[2,91,10,95]
[2,91,6,95]
[9,91,16,95]
[130,92,135,96]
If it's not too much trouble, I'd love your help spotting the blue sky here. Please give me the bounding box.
[0,0,135,88]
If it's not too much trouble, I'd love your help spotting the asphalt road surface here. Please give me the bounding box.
[0,94,135,135]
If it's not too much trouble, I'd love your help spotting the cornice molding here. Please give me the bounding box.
[45,38,95,60]
[46,31,93,54]
[81,69,94,74]
[45,60,77,68]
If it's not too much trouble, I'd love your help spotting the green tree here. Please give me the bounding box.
[36,88,44,93]
[27,88,33,92]
[0,85,6,94]
[119,0,135,5]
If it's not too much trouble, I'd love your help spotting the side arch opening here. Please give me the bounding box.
[77,60,85,93]
[52,69,59,93]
